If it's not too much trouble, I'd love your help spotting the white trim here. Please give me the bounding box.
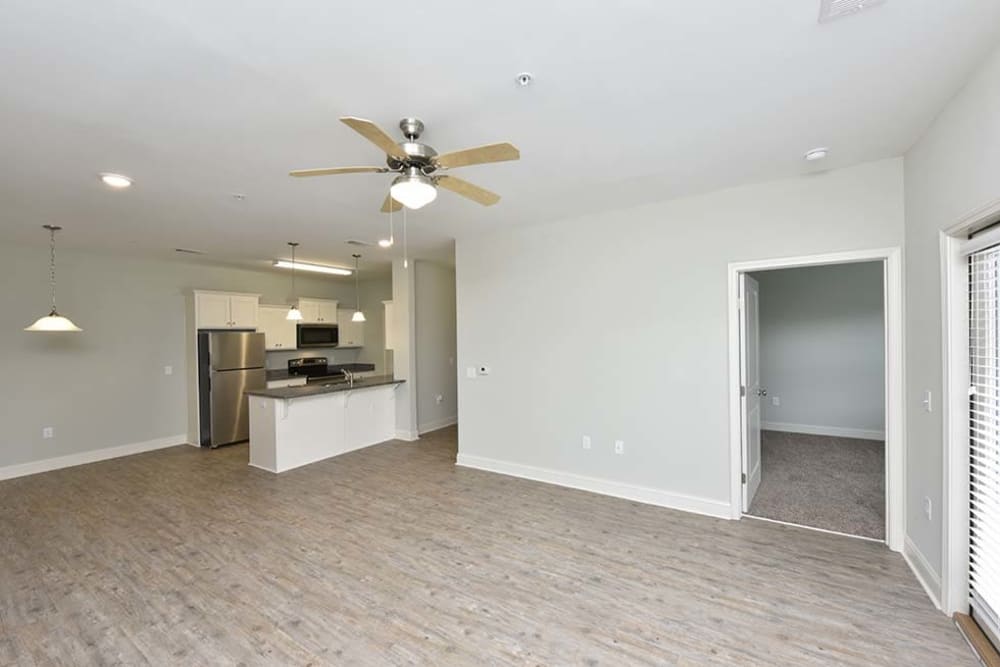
[761,421,885,441]
[0,434,188,481]
[395,429,420,442]
[727,247,904,552]
[418,415,457,435]
[456,453,733,520]
[939,196,1000,615]
[904,535,943,611]
[742,513,884,543]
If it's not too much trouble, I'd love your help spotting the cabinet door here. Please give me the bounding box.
[318,300,338,323]
[258,306,297,350]
[229,295,259,329]
[297,299,321,324]
[337,309,365,348]
[196,292,232,329]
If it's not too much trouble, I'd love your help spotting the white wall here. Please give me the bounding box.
[903,43,1000,583]
[456,158,903,516]
[0,244,377,470]
[414,261,457,433]
[753,262,885,439]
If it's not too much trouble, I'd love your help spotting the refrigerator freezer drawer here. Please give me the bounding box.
[209,368,266,447]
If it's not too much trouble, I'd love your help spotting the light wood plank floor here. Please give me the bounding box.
[0,427,974,665]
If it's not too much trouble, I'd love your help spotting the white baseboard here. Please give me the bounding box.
[903,535,943,610]
[0,434,188,481]
[395,429,420,442]
[455,453,732,520]
[762,421,885,441]
[418,415,457,435]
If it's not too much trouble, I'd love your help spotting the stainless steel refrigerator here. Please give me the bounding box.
[197,331,266,448]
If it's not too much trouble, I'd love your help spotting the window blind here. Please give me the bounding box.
[969,247,1000,646]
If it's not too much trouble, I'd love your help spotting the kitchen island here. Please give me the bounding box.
[245,375,404,473]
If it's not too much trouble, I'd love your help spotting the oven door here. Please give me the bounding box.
[296,324,339,348]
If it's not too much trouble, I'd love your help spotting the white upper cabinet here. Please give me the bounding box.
[383,300,395,350]
[194,291,260,330]
[297,298,338,324]
[258,305,297,350]
[337,308,365,348]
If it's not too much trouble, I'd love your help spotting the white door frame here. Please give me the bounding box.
[940,197,1000,615]
[726,247,904,552]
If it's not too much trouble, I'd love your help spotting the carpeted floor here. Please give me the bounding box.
[747,430,885,540]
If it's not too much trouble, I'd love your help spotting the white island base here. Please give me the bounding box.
[248,383,399,473]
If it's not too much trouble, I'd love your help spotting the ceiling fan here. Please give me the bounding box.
[290,117,519,212]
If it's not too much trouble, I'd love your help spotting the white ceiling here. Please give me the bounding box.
[1,0,998,271]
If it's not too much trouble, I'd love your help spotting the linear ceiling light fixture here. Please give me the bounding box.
[25,225,82,332]
[273,260,352,276]
[285,242,303,321]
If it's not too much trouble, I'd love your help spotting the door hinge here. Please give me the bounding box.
[741,472,747,484]
[740,385,746,397]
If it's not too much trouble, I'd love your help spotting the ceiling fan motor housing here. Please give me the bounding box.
[387,118,438,172]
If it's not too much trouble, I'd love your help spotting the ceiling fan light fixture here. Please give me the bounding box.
[390,169,437,210]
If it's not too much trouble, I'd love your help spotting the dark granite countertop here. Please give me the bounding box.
[265,362,376,382]
[247,375,403,400]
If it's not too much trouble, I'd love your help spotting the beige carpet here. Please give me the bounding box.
[747,430,885,539]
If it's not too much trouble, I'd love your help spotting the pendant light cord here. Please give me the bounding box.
[289,242,298,302]
[354,254,361,311]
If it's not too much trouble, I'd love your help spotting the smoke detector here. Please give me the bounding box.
[818,0,886,23]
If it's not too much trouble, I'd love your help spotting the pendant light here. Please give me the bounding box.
[351,253,366,322]
[286,242,303,321]
[25,225,82,332]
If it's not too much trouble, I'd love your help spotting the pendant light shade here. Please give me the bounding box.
[25,225,82,332]
[352,253,366,322]
[286,241,303,321]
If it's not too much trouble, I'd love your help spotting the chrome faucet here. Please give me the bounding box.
[342,369,354,387]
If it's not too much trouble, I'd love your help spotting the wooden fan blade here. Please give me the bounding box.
[289,166,387,177]
[433,142,520,169]
[436,175,501,206]
[381,193,403,213]
[340,117,407,160]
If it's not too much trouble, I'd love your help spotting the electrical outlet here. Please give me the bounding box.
[164,365,173,376]
[466,367,476,379]
[435,394,443,404]
[924,496,932,520]
[614,439,624,455]
[771,396,780,407]
[582,435,592,450]
[42,427,54,439]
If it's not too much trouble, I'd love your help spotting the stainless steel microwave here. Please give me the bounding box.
[296,323,339,348]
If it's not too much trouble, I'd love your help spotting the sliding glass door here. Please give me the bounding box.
[968,246,1000,646]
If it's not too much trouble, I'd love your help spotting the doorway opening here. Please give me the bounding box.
[727,249,904,551]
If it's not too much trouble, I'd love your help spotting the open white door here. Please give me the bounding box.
[740,274,762,510]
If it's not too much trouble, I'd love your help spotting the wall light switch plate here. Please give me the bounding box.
[164,365,173,376]
[771,396,780,406]
[466,367,477,379]
[923,496,932,520]
[582,435,592,450]
[614,440,624,455]
[42,427,54,439]
[922,390,933,413]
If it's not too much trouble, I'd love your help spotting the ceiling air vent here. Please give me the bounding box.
[818,0,885,23]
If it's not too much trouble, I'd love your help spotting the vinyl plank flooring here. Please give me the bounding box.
[0,426,974,665]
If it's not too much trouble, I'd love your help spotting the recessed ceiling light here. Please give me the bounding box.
[99,173,133,188]
[804,148,829,162]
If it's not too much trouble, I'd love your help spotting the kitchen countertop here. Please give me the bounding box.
[247,375,403,400]
[265,362,375,382]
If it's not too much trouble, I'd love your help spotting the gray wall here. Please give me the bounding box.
[753,262,885,437]
[456,158,903,509]
[414,261,457,433]
[0,243,384,468]
[903,43,1000,580]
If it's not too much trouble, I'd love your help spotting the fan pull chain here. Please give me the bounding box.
[403,205,409,269]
